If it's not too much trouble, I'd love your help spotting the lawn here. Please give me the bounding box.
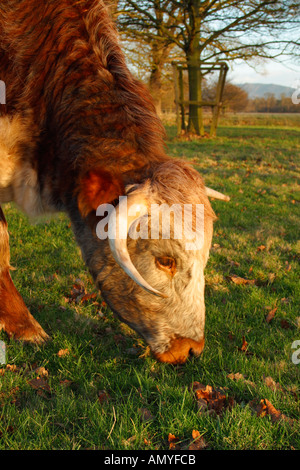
[0,114,299,450]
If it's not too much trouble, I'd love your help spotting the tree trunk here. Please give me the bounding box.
[187,60,205,135]
[149,64,162,115]
[186,0,205,136]
[149,42,170,116]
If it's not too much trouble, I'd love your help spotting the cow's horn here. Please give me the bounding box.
[205,187,230,201]
[108,194,167,298]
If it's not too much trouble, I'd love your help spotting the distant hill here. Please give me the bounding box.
[237,83,295,99]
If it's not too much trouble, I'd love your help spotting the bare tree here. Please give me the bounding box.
[116,0,300,134]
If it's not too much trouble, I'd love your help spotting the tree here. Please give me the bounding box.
[204,81,249,112]
[117,0,300,135]
[116,1,182,113]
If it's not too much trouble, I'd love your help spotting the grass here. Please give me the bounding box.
[0,114,299,450]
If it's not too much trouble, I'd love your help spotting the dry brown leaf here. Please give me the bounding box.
[257,245,266,252]
[28,376,50,392]
[57,348,70,357]
[192,429,200,440]
[122,435,136,447]
[98,390,110,403]
[229,275,255,286]
[227,372,255,388]
[139,407,155,422]
[33,366,48,377]
[285,262,292,272]
[0,386,20,406]
[192,382,232,415]
[280,319,292,330]
[239,336,248,352]
[265,307,278,324]
[80,293,97,303]
[263,376,282,392]
[66,281,97,304]
[188,430,208,450]
[168,433,180,450]
[59,379,73,387]
[257,399,294,425]
[0,364,21,375]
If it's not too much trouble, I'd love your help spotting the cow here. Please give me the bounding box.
[0,0,229,364]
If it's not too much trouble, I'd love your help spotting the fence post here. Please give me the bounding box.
[210,63,228,137]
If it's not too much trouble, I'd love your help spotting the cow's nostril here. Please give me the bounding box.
[189,347,195,357]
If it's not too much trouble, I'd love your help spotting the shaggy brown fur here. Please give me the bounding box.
[0,0,169,214]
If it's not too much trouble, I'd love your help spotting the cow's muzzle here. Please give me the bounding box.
[154,337,205,364]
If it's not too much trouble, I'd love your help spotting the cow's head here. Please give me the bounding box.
[75,160,229,364]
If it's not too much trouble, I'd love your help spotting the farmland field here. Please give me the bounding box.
[0,114,299,450]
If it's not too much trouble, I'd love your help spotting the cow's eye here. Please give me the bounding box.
[155,257,176,276]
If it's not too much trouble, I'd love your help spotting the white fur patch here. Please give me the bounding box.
[0,115,43,217]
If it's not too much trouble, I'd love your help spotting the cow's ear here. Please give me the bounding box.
[77,169,124,217]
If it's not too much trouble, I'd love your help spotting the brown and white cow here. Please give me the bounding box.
[0,0,229,364]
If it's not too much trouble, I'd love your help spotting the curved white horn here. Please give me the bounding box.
[205,187,230,201]
[108,194,167,298]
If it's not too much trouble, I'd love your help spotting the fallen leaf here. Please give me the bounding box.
[0,364,21,375]
[122,435,136,447]
[98,390,110,403]
[256,399,294,425]
[139,407,155,422]
[0,386,20,406]
[196,398,208,412]
[280,319,292,330]
[229,275,255,285]
[285,262,292,272]
[192,382,232,416]
[227,372,255,388]
[59,379,73,387]
[33,366,48,377]
[188,430,208,450]
[80,293,97,303]
[257,245,266,252]
[57,348,70,357]
[263,376,283,392]
[28,377,50,392]
[168,433,180,450]
[66,281,97,304]
[265,307,278,324]
[268,273,276,283]
[239,336,248,352]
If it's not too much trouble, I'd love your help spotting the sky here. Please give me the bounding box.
[228,58,300,89]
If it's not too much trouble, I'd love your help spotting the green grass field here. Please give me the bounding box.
[0,114,299,450]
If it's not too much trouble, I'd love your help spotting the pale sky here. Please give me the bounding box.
[228,58,300,89]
